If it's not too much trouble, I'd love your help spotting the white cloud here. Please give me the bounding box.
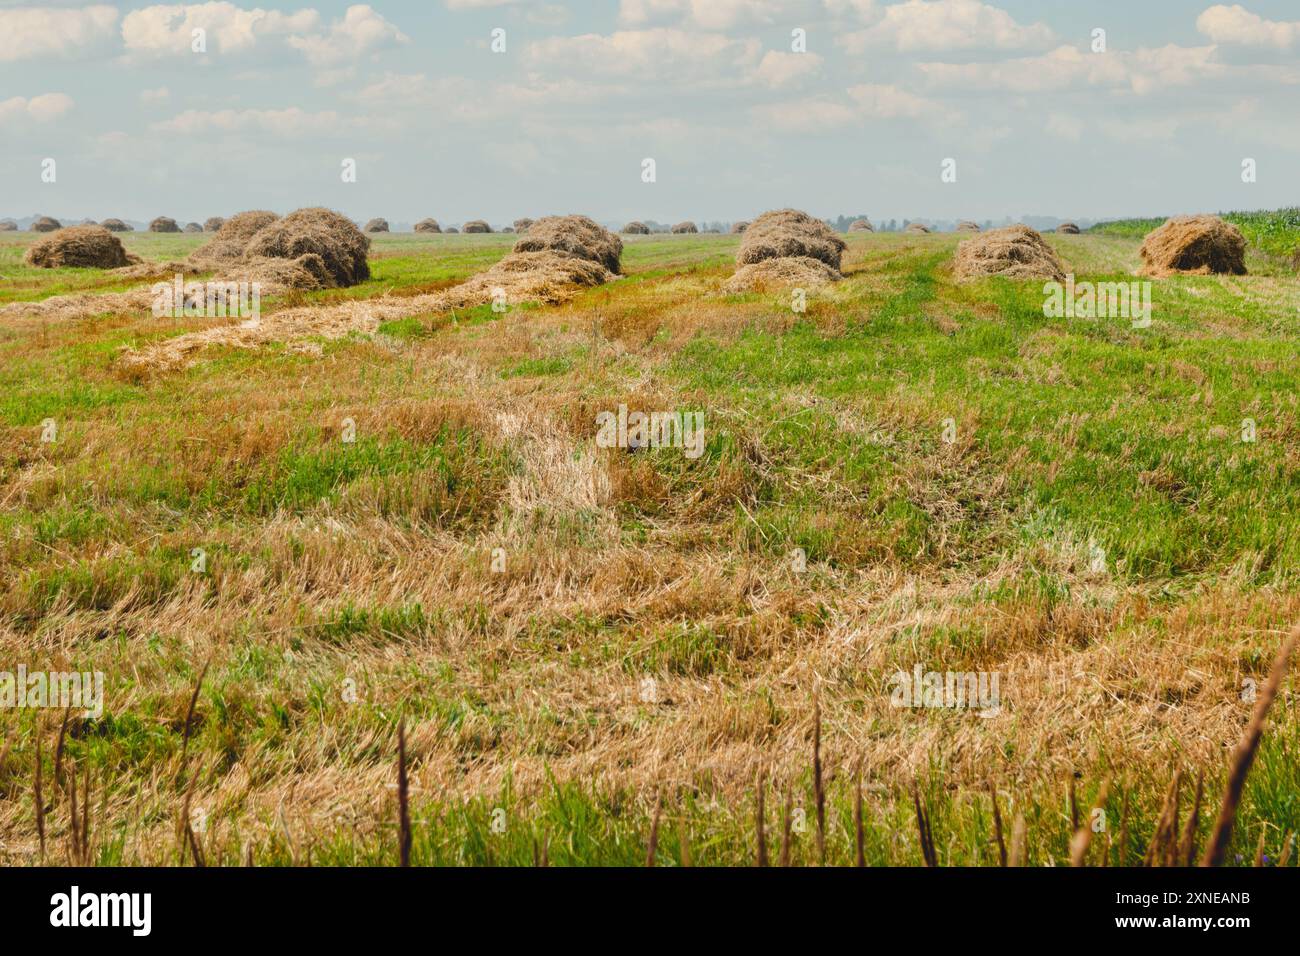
[754,82,948,132]
[1196,4,1300,49]
[753,51,823,88]
[140,86,172,105]
[752,96,857,133]
[0,5,119,63]
[525,28,762,84]
[838,0,1054,53]
[618,0,804,30]
[151,106,344,136]
[286,4,408,65]
[917,44,1222,95]
[846,82,945,118]
[0,93,75,126]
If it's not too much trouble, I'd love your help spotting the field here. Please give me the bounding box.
[1,224,1298,866]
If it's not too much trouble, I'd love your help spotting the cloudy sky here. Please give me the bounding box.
[1,0,1297,225]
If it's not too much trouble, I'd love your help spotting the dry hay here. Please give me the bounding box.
[510,214,623,274]
[204,217,225,232]
[731,221,749,234]
[671,221,698,234]
[502,227,515,233]
[724,255,842,293]
[463,220,492,234]
[364,218,390,233]
[32,216,61,232]
[0,220,16,232]
[184,222,203,233]
[23,224,132,269]
[1138,215,1247,277]
[188,210,280,266]
[736,208,847,272]
[905,222,931,234]
[1057,222,1081,234]
[622,221,649,235]
[101,218,133,232]
[514,218,534,233]
[242,207,371,288]
[414,218,441,233]
[956,221,981,233]
[149,216,180,233]
[445,227,460,234]
[953,224,1066,282]
[848,219,874,232]
[80,219,98,226]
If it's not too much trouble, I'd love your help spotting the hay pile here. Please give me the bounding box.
[184,222,203,233]
[102,219,132,232]
[414,218,441,233]
[511,214,623,274]
[514,218,534,233]
[1056,222,1081,234]
[23,224,132,269]
[80,219,98,226]
[848,219,873,232]
[1138,215,1246,277]
[204,217,224,232]
[149,216,180,233]
[32,216,61,232]
[623,221,649,235]
[364,218,389,233]
[736,209,846,271]
[463,220,491,233]
[956,221,981,233]
[731,221,749,234]
[242,207,371,287]
[188,210,280,265]
[502,227,515,234]
[0,220,16,232]
[725,256,841,293]
[953,224,1066,282]
[905,222,931,234]
[672,221,698,234]
[446,227,460,234]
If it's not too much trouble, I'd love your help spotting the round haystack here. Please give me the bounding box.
[364,218,389,233]
[905,222,931,234]
[101,218,133,232]
[241,207,371,288]
[23,224,132,269]
[414,218,441,234]
[189,210,280,264]
[736,209,847,272]
[731,221,749,234]
[671,221,698,234]
[502,227,515,233]
[463,220,491,234]
[1056,222,1081,234]
[0,220,17,232]
[510,214,623,274]
[1138,215,1247,277]
[956,221,981,233]
[31,216,62,233]
[725,256,842,293]
[953,224,1066,282]
[149,216,180,233]
[446,227,460,234]
[623,221,650,235]
[204,217,225,232]
[80,219,98,226]
[848,219,874,232]
[184,222,203,233]
[514,218,534,234]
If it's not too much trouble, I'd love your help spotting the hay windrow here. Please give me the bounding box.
[671,221,698,234]
[736,208,847,271]
[623,221,650,235]
[23,225,132,269]
[463,220,492,234]
[509,214,623,274]
[414,218,441,233]
[364,218,390,233]
[149,216,180,233]
[724,255,842,293]
[953,224,1067,282]
[241,207,371,288]
[1138,215,1247,277]
[31,216,61,232]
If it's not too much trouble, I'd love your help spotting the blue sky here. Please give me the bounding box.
[1,0,1297,226]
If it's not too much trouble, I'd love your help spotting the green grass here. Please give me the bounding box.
[1091,206,1300,260]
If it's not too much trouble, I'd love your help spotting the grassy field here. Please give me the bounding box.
[1091,207,1300,261]
[1,224,1298,866]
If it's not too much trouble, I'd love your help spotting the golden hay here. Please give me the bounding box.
[0,220,16,231]
[736,208,847,271]
[731,221,749,234]
[1056,222,1081,234]
[724,255,842,293]
[905,222,931,234]
[622,221,650,235]
[23,225,132,269]
[364,218,390,233]
[463,220,492,234]
[956,221,981,233]
[149,216,180,233]
[203,217,225,232]
[184,222,203,233]
[188,210,281,265]
[671,221,698,234]
[101,218,133,232]
[241,207,371,288]
[848,219,874,232]
[1138,215,1247,277]
[414,218,442,233]
[513,218,534,233]
[953,224,1066,282]
[31,216,61,232]
[510,214,623,274]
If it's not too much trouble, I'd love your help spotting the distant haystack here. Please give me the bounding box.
[364,218,389,233]
[80,219,98,226]
[623,221,650,235]
[953,224,1066,282]
[463,220,491,233]
[1056,222,1081,234]
[204,217,225,232]
[32,216,61,233]
[731,221,749,234]
[848,219,874,232]
[514,218,534,234]
[502,227,515,233]
[905,222,931,234]
[671,221,698,234]
[184,222,203,233]
[956,221,981,233]
[414,218,441,233]
[149,216,181,233]
[512,214,623,274]
[445,227,460,234]
[1138,215,1247,277]
[242,207,372,288]
[188,210,280,265]
[102,218,133,232]
[736,208,847,271]
[24,225,132,269]
[0,220,17,231]
[725,256,842,293]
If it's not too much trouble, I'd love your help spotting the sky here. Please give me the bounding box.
[1,0,1298,226]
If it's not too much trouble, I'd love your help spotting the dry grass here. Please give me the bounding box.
[724,255,841,292]
[953,224,1067,282]
[23,225,133,269]
[1139,215,1248,277]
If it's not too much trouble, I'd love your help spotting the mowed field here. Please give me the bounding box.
[1,225,1298,866]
